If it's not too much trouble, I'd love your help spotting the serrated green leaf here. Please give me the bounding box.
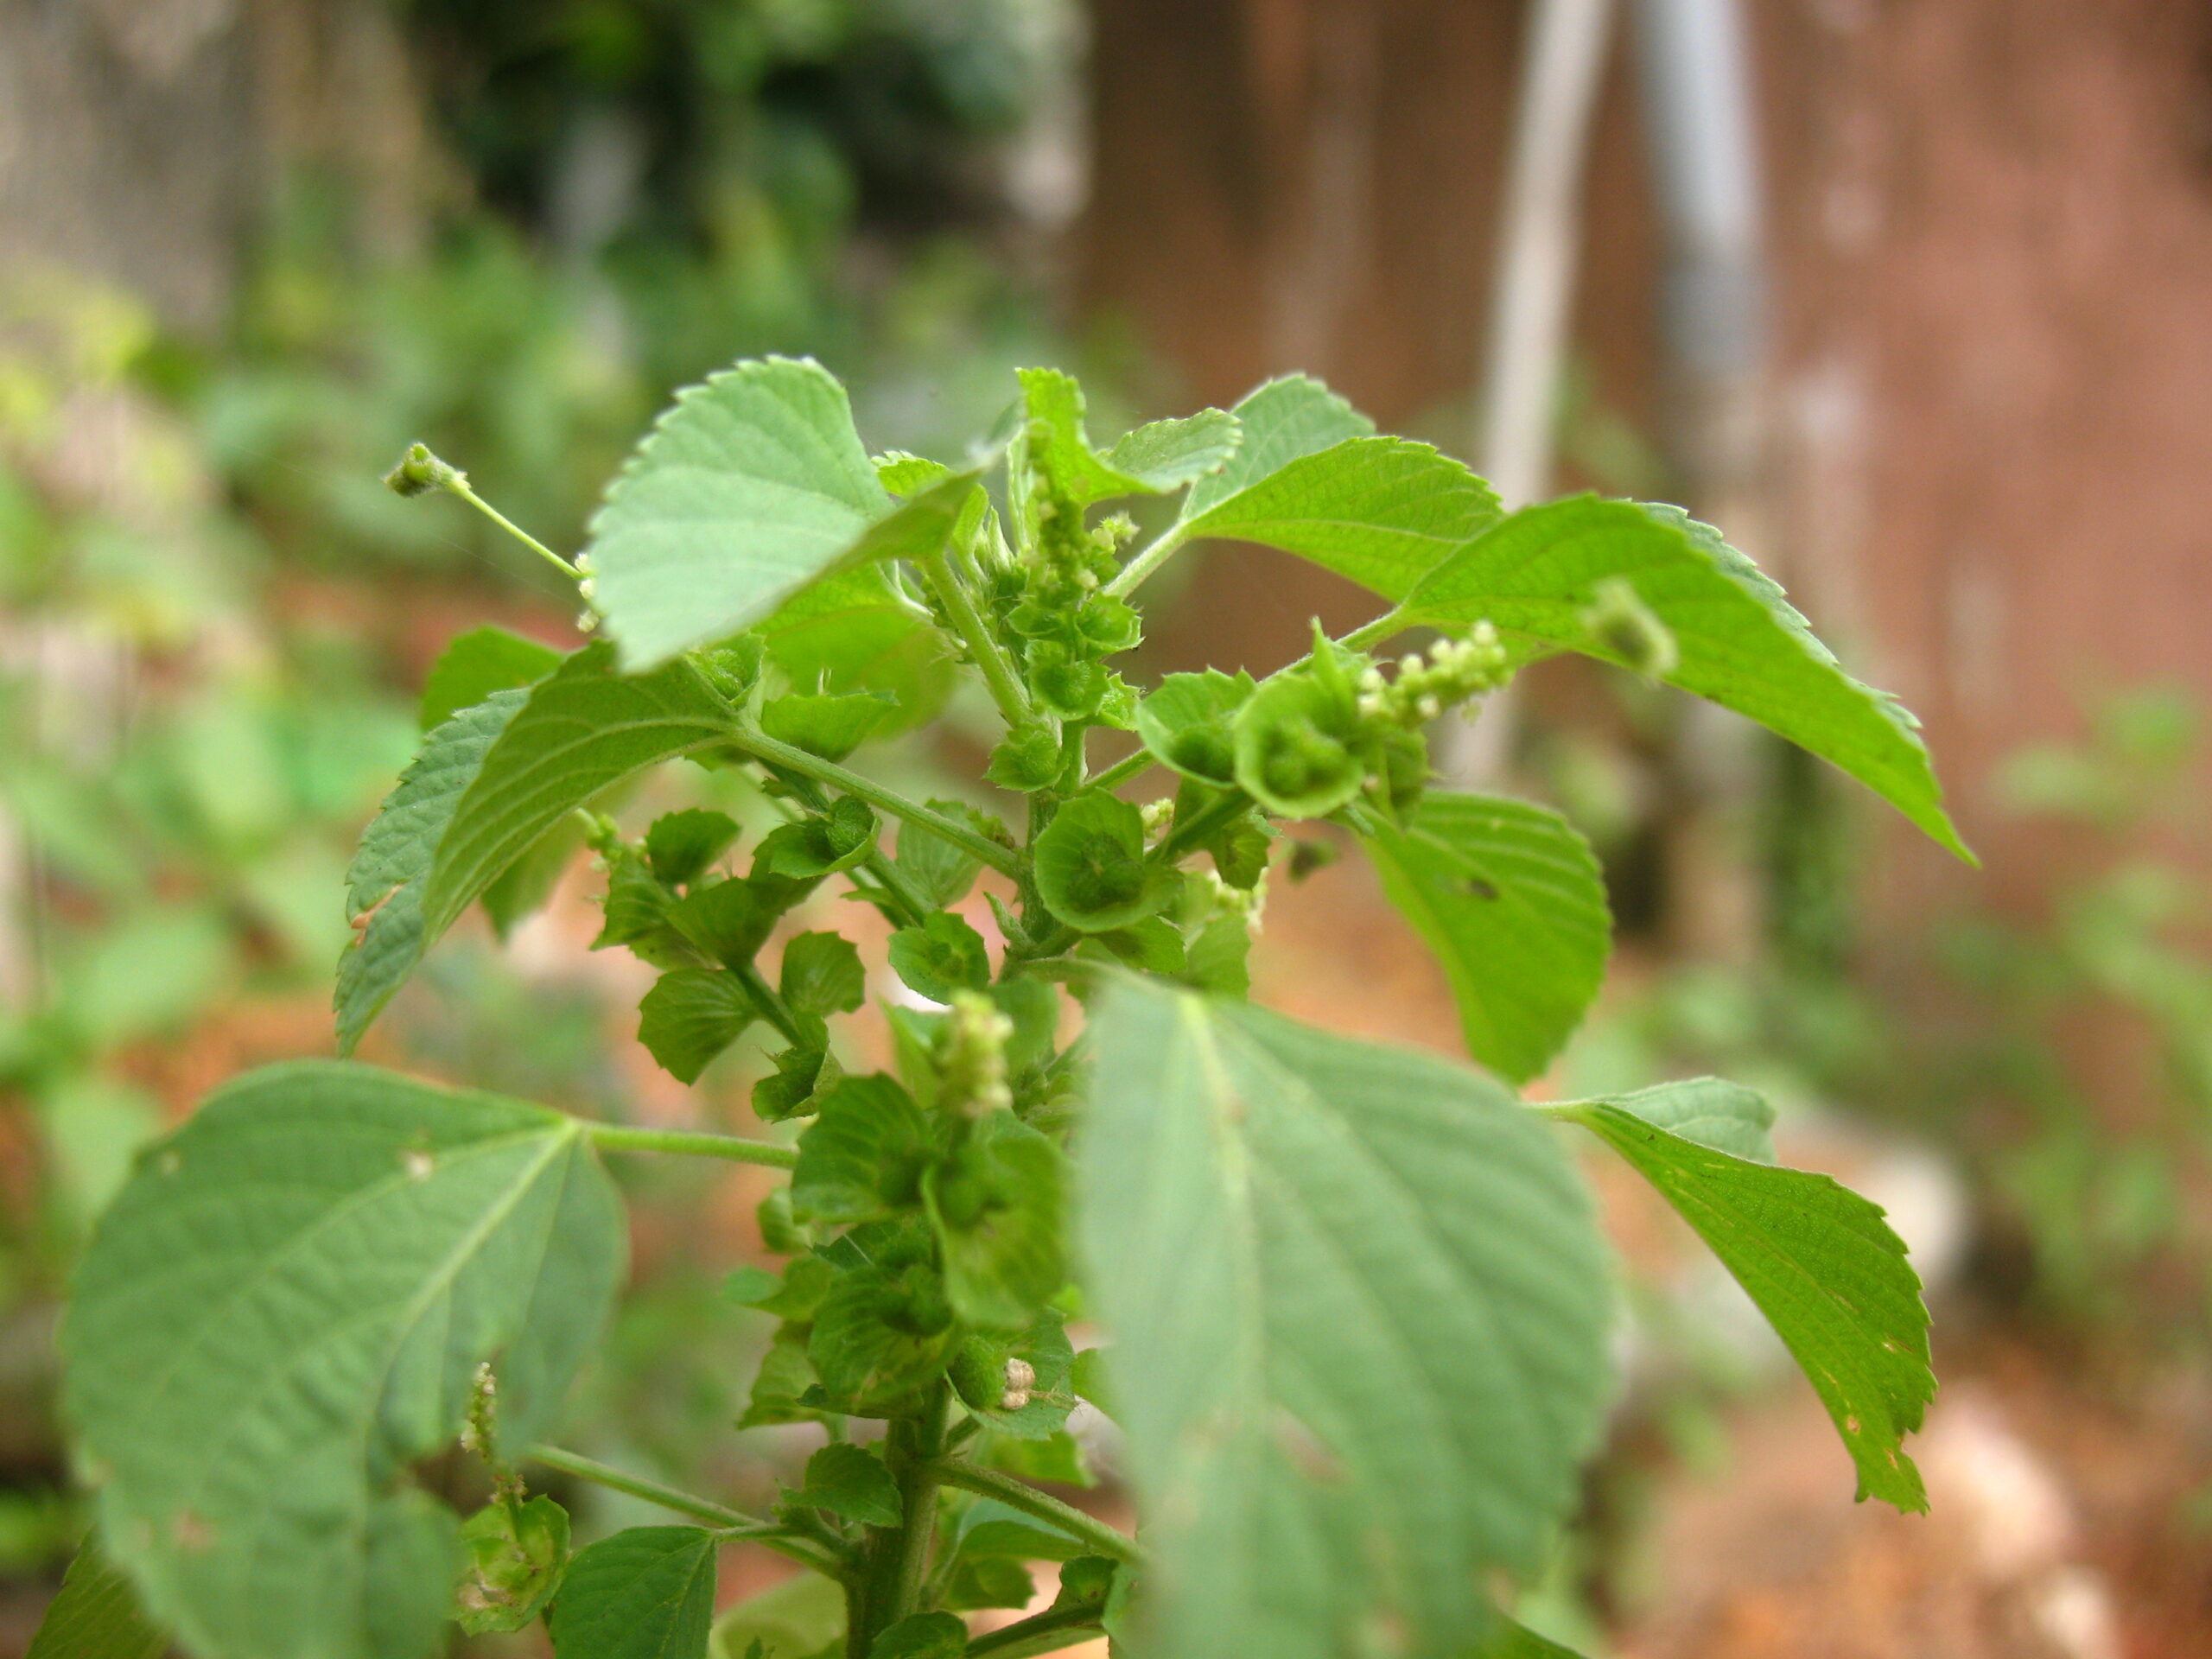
[421,642,737,950]
[1179,375,1374,521]
[1554,1094,1932,1510]
[419,625,564,731]
[1363,792,1610,1084]
[639,969,756,1084]
[756,796,878,878]
[1080,979,1613,1659]
[1100,409,1243,491]
[1179,436,1501,601]
[927,1112,1067,1331]
[586,356,979,668]
[63,1061,625,1659]
[672,875,797,969]
[982,1429,1091,1489]
[648,809,741,887]
[752,1034,841,1122]
[791,1076,933,1224]
[1033,793,1175,933]
[338,690,525,1053]
[758,564,955,739]
[949,1314,1074,1440]
[807,1258,957,1415]
[709,1569,845,1659]
[1402,497,1969,859]
[887,912,991,1002]
[1134,670,1255,785]
[1230,671,1363,820]
[456,1494,569,1634]
[549,1527,717,1659]
[25,1531,168,1659]
[950,1501,1086,1565]
[780,931,867,1017]
[941,1556,1035,1611]
[874,451,953,494]
[791,1443,902,1528]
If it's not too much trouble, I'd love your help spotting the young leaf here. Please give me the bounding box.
[1134,669,1255,785]
[549,1527,717,1659]
[887,912,992,1002]
[926,1112,1068,1331]
[1100,409,1243,492]
[753,1033,841,1122]
[708,1570,845,1659]
[1080,979,1613,1659]
[1363,792,1611,1084]
[808,1259,957,1414]
[1553,1090,1933,1510]
[791,1076,933,1224]
[867,1611,967,1659]
[780,931,867,1018]
[63,1062,626,1659]
[456,1494,569,1634]
[338,690,525,1053]
[759,690,893,763]
[1401,497,1969,859]
[639,969,756,1084]
[1033,794,1175,933]
[421,642,739,950]
[419,625,564,731]
[25,1530,168,1659]
[1230,672,1363,820]
[585,354,976,667]
[647,808,742,887]
[1178,374,1374,521]
[756,797,879,879]
[758,564,956,738]
[1178,436,1502,601]
[672,875,798,968]
[791,1442,902,1528]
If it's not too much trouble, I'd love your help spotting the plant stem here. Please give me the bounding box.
[1153,786,1253,866]
[920,1462,1142,1567]
[585,1124,797,1169]
[881,1389,950,1630]
[918,549,1032,728]
[720,728,1020,878]
[1103,522,1187,599]
[1340,605,1412,652]
[964,1607,1106,1659]
[735,960,804,1046]
[858,849,931,928]
[523,1444,759,1528]
[1087,747,1155,793]
[442,475,582,582]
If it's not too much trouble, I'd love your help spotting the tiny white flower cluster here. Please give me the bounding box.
[1353,622,1510,727]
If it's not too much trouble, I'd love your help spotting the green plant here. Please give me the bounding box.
[41,359,1967,1659]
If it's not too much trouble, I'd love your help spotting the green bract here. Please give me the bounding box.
[48,357,1961,1659]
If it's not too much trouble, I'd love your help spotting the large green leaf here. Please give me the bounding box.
[548,1527,717,1659]
[1551,1089,1933,1510]
[61,1062,626,1659]
[1363,792,1610,1084]
[1178,436,1502,601]
[1179,375,1373,521]
[1080,978,1614,1659]
[1402,497,1968,858]
[26,1531,168,1659]
[338,690,526,1054]
[586,356,977,667]
[420,642,736,946]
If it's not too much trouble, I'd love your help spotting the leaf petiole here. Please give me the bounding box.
[918,547,1033,728]
[720,728,1021,878]
[1102,522,1187,600]
[963,1605,1106,1659]
[920,1460,1143,1567]
[584,1124,798,1169]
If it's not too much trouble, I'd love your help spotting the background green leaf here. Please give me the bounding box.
[418,625,564,731]
[549,1527,717,1659]
[1100,409,1243,492]
[1402,497,1968,858]
[63,1061,626,1659]
[25,1531,168,1659]
[1364,792,1610,1084]
[1555,1093,1933,1510]
[639,969,756,1084]
[1080,978,1614,1659]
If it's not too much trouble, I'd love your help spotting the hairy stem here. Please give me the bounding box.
[1102,522,1187,599]
[720,728,1020,877]
[964,1606,1107,1659]
[921,1461,1142,1567]
[523,1444,759,1528]
[735,960,805,1046]
[442,475,582,582]
[918,548,1032,728]
[584,1124,797,1169]
[1087,746,1154,794]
